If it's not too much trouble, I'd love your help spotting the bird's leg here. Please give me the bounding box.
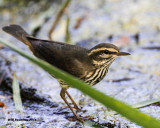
[66,90,82,112]
[60,88,83,122]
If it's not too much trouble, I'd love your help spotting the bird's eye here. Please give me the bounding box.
[104,50,109,54]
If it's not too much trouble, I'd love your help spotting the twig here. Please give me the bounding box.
[0,71,5,86]
[142,46,160,50]
[106,78,133,82]
[48,0,71,40]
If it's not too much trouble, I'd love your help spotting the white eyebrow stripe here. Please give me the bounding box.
[88,47,118,56]
[105,48,118,52]
[88,48,107,56]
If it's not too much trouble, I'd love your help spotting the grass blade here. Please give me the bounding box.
[132,98,160,109]
[12,74,23,114]
[106,98,160,116]
[0,38,160,128]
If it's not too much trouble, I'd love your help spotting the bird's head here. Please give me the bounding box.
[88,43,130,67]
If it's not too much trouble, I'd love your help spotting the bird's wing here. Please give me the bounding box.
[26,37,90,77]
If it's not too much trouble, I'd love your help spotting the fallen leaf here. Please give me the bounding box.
[74,14,88,29]
[0,44,3,49]
[0,102,7,114]
[113,36,130,48]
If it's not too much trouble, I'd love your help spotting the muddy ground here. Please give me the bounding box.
[0,0,160,127]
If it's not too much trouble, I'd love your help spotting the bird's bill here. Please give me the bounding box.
[117,52,130,56]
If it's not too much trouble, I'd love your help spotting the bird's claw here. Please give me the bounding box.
[64,105,86,112]
[67,115,94,123]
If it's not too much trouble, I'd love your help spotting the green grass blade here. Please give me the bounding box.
[12,74,23,114]
[0,38,160,128]
[132,98,160,109]
[106,98,160,116]
[65,16,71,44]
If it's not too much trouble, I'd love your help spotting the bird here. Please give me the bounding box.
[2,24,130,122]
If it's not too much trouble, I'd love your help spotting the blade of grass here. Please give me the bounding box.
[0,38,160,128]
[12,74,23,114]
[132,98,160,109]
[107,98,160,116]
[48,0,72,40]
[65,15,71,44]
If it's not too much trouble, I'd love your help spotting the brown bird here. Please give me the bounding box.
[2,24,130,122]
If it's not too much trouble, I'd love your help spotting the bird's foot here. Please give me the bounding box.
[67,115,94,123]
[64,105,86,112]
[73,106,86,112]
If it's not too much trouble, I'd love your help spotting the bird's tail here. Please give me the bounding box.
[2,24,32,47]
